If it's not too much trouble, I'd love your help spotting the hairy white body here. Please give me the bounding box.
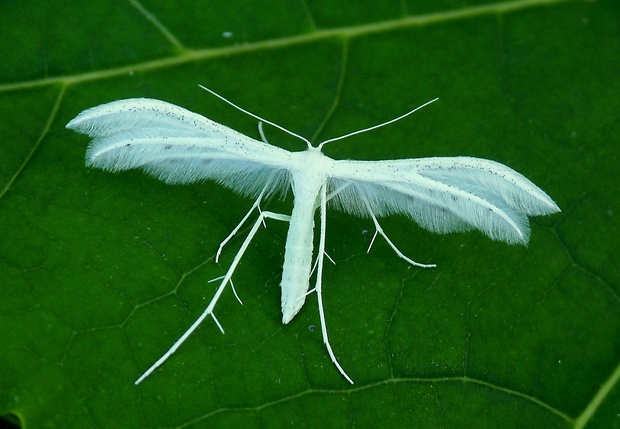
[66,86,560,385]
[280,151,325,322]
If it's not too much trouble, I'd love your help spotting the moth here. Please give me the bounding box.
[66,85,560,384]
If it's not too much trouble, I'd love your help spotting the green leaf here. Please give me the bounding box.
[1,0,618,428]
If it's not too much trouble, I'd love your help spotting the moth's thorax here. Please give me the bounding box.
[289,146,332,181]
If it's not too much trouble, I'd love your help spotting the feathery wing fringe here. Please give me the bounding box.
[66,98,291,197]
[328,157,560,245]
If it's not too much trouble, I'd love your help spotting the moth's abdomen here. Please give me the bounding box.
[280,166,324,324]
[280,194,315,323]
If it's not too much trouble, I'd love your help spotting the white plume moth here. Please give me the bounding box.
[66,86,560,385]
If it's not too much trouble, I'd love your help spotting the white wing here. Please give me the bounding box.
[327,156,560,244]
[66,98,293,197]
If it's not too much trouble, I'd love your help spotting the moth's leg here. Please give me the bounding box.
[325,181,353,202]
[216,187,268,263]
[306,181,352,279]
[208,276,242,305]
[309,250,336,279]
[258,121,268,143]
[361,196,436,268]
[216,209,289,311]
[305,248,336,297]
[315,185,355,384]
[135,209,290,385]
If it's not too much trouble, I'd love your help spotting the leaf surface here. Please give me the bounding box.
[1,1,619,428]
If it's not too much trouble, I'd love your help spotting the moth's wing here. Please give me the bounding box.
[327,156,560,244]
[66,98,293,197]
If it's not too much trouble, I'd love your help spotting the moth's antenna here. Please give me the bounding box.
[318,97,439,150]
[199,85,312,148]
